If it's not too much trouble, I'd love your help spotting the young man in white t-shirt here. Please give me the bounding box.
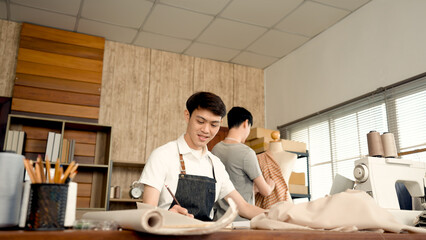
[139,92,265,220]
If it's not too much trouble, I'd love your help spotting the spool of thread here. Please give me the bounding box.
[367,131,384,157]
[381,132,398,158]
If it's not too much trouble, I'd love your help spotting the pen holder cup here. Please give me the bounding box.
[25,183,68,230]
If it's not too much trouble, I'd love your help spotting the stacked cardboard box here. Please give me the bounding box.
[245,128,273,153]
[281,139,307,153]
[245,128,307,154]
[288,172,308,194]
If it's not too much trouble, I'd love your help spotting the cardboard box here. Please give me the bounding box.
[289,172,305,185]
[289,184,308,194]
[246,134,307,154]
[281,139,307,153]
[247,128,275,141]
[246,137,269,154]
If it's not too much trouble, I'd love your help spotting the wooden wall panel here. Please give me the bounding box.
[110,166,143,194]
[19,36,104,60]
[193,58,234,126]
[12,98,99,119]
[233,65,265,128]
[0,20,20,97]
[12,23,104,121]
[20,23,104,49]
[13,85,100,107]
[145,50,194,159]
[98,41,116,125]
[15,73,101,95]
[21,125,60,158]
[16,61,102,84]
[18,48,103,72]
[64,129,97,144]
[98,41,150,163]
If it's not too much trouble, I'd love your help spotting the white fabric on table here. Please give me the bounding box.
[251,189,426,233]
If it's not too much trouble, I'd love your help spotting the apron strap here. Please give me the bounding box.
[177,143,215,178]
[179,154,186,174]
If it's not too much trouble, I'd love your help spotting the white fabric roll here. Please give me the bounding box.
[381,132,398,158]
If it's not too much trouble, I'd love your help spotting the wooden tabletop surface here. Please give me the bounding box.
[1,229,426,240]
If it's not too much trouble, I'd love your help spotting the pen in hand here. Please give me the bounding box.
[165,185,194,218]
[165,184,181,206]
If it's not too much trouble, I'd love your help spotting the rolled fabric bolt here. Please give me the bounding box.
[367,131,384,157]
[381,132,398,158]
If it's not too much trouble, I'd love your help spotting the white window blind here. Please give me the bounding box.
[280,75,426,200]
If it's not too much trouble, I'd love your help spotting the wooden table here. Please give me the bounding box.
[1,229,426,240]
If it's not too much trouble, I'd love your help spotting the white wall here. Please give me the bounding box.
[265,0,426,129]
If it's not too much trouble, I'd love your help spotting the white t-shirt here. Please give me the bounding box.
[139,134,235,217]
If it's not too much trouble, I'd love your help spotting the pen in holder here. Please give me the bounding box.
[25,183,69,230]
[23,157,78,230]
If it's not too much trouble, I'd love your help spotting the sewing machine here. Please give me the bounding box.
[353,157,426,210]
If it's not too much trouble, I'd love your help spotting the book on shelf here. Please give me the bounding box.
[4,130,26,155]
[11,130,19,153]
[68,139,75,163]
[60,138,69,163]
[51,133,62,162]
[5,130,14,151]
[45,132,55,161]
[17,131,26,155]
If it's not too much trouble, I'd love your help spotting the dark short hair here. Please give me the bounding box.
[186,92,226,118]
[227,107,253,129]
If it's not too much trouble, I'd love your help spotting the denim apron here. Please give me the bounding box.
[168,145,216,221]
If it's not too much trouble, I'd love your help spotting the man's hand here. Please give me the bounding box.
[169,205,194,218]
[253,176,275,196]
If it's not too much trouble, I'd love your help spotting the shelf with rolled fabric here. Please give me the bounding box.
[286,150,311,200]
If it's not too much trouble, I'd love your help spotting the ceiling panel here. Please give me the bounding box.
[248,29,309,58]
[275,1,349,37]
[81,0,152,28]
[232,51,279,69]
[10,4,76,30]
[220,0,303,27]
[313,0,371,11]
[134,31,192,53]
[1,0,372,69]
[185,42,240,62]
[11,0,81,15]
[143,4,213,39]
[158,0,230,15]
[0,1,7,19]
[197,18,267,50]
[78,19,138,43]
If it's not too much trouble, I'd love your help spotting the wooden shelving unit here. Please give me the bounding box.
[4,114,112,214]
[110,198,143,203]
[113,161,145,168]
[109,161,145,210]
[286,150,310,200]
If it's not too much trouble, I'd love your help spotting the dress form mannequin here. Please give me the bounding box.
[268,131,297,190]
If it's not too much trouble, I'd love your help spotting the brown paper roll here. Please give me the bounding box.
[381,132,398,158]
[367,131,384,157]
